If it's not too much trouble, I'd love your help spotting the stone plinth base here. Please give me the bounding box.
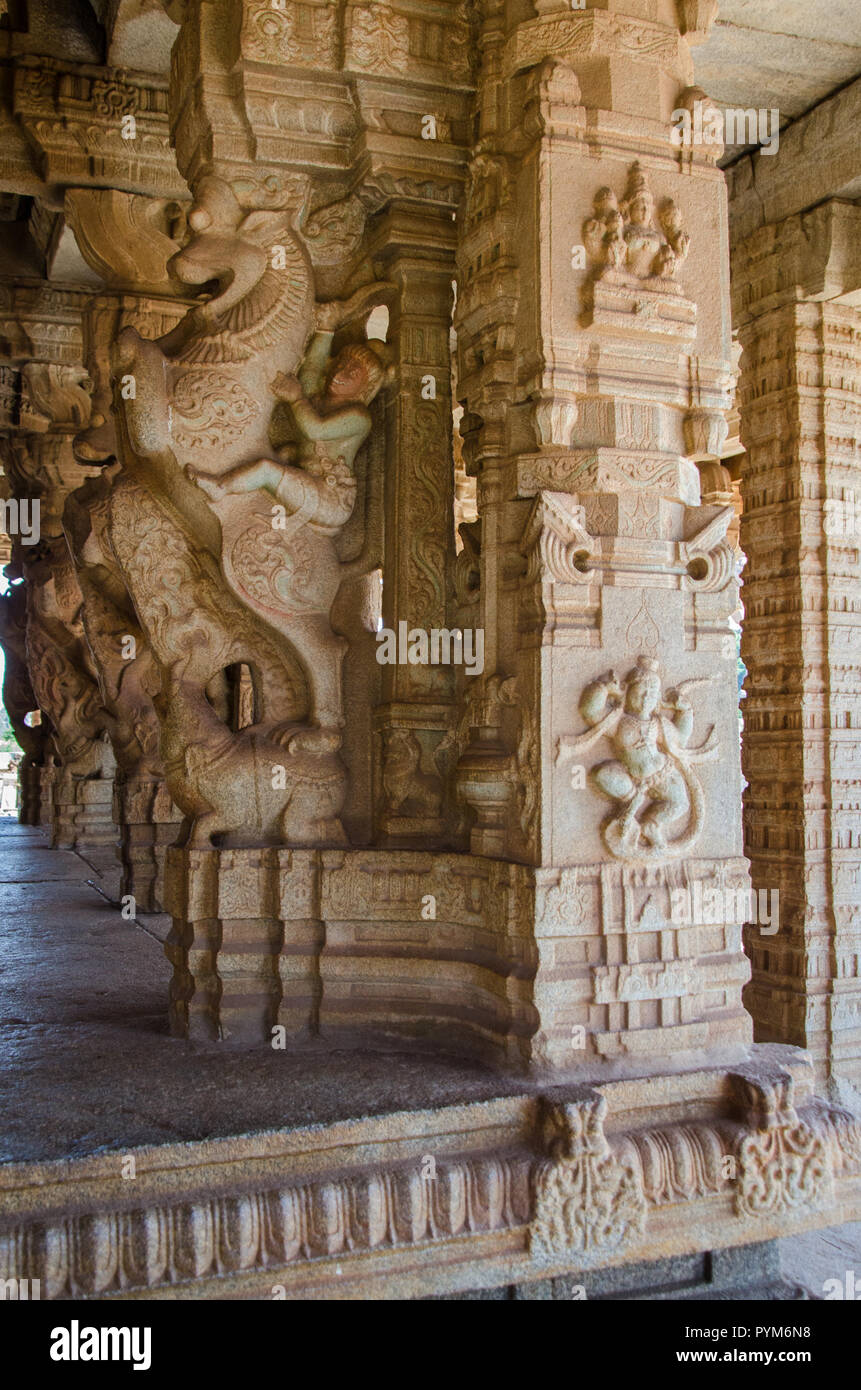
[117,777,182,912]
[163,846,324,1043]
[17,756,45,826]
[439,1240,803,1300]
[163,846,533,1056]
[52,772,117,851]
[0,1044,857,1299]
[162,847,755,1076]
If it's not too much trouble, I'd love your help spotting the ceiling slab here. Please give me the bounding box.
[693,1,861,121]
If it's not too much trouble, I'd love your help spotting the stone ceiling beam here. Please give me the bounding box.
[3,55,188,203]
[728,76,861,245]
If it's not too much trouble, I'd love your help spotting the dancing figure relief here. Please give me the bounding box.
[558,657,719,860]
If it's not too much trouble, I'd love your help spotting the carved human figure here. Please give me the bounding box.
[602,210,628,273]
[659,200,690,263]
[583,165,690,286]
[583,660,689,850]
[25,539,108,770]
[558,657,719,859]
[583,187,619,262]
[190,318,393,539]
[620,167,662,278]
[185,300,393,747]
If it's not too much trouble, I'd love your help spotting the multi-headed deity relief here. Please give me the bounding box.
[558,657,719,860]
[584,162,690,283]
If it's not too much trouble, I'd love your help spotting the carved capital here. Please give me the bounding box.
[679,506,736,592]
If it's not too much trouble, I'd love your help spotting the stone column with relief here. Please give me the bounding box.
[442,0,861,1272]
[455,1,750,1072]
[0,546,49,825]
[373,212,458,849]
[733,201,861,1097]
[62,189,190,911]
[0,282,118,850]
[104,0,477,1043]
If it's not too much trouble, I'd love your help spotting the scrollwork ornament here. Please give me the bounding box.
[530,1095,646,1263]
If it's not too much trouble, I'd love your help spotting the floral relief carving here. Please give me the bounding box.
[241,0,338,67]
[732,1071,833,1219]
[531,1094,647,1263]
[348,5,410,74]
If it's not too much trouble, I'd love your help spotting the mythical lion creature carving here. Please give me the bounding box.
[558,656,719,860]
[63,470,163,780]
[188,297,394,741]
[0,576,47,764]
[24,537,115,784]
[110,174,392,846]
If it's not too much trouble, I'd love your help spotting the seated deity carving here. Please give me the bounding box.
[583,163,690,284]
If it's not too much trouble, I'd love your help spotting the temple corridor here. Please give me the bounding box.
[1,0,860,1314]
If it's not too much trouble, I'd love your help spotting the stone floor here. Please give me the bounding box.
[0,816,858,1297]
[0,818,522,1164]
[779,1222,861,1300]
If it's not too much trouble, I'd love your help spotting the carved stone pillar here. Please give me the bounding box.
[374,210,457,846]
[733,201,861,1096]
[0,576,49,824]
[454,2,748,1072]
[25,465,118,852]
[63,189,191,908]
[0,282,119,851]
[103,0,474,1039]
[104,166,400,1039]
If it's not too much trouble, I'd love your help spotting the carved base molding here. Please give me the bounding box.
[51,773,117,852]
[17,757,45,826]
[162,847,762,1067]
[0,1047,857,1300]
[162,845,537,1053]
[117,778,182,914]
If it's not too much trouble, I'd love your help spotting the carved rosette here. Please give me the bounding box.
[530,1094,647,1264]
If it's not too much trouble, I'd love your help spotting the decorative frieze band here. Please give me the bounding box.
[2,1066,859,1298]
